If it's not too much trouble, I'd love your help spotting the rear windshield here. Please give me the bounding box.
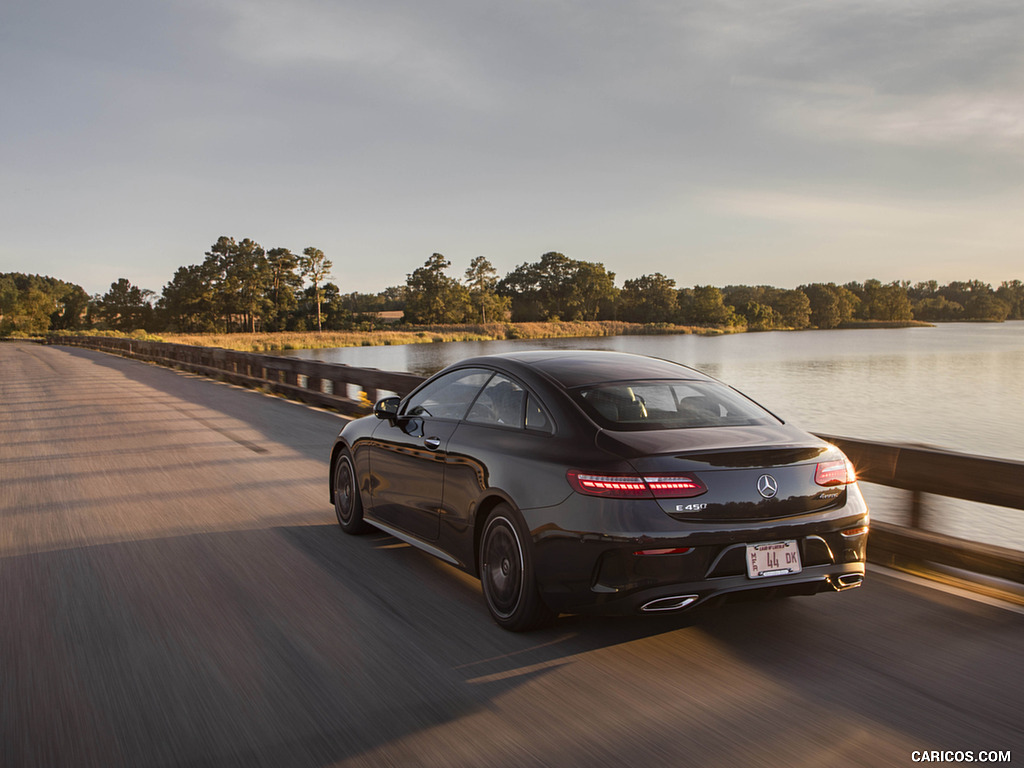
[572,380,779,431]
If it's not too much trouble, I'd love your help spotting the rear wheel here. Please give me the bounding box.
[479,504,556,631]
[334,450,369,534]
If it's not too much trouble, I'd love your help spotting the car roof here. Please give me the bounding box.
[462,350,715,389]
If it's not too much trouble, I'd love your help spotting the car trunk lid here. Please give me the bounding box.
[596,426,844,521]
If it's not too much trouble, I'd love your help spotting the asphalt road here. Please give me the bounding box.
[2,342,1022,768]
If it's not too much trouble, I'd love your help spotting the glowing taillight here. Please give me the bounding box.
[814,458,856,486]
[644,477,705,497]
[567,470,706,499]
[566,472,649,497]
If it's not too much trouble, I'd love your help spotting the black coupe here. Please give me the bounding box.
[329,350,868,631]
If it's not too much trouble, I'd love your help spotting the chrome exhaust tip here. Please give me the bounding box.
[832,573,864,591]
[641,595,699,613]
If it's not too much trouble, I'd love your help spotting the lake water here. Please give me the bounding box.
[280,322,1024,551]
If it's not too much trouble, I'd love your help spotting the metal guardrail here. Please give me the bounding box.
[47,335,424,416]
[47,336,1024,587]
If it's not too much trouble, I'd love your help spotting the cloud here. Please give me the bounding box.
[207,0,508,110]
[724,1,1024,153]
[730,75,875,100]
[704,186,1024,249]
[793,91,1024,149]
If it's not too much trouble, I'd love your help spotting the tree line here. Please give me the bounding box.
[2,237,1022,335]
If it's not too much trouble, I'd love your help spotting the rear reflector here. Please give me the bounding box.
[814,458,856,486]
[841,526,869,537]
[633,547,694,556]
[567,470,707,499]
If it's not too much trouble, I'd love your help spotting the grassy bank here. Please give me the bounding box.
[154,321,733,352]
[836,320,933,329]
[37,319,933,352]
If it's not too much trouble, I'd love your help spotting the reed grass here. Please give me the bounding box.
[155,321,731,352]
[42,319,930,353]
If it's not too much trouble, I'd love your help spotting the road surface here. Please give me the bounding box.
[2,342,1021,767]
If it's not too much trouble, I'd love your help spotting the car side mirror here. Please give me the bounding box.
[373,396,401,421]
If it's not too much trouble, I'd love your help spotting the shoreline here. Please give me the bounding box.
[36,319,932,352]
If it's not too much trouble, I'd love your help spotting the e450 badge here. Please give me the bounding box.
[676,503,708,512]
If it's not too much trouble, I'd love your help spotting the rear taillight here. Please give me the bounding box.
[814,458,856,486]
[567,470,706,499]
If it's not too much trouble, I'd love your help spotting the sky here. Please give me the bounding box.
[2,0,1022,297]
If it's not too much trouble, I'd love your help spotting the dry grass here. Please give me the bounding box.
[837,320,932,329]
[44,320,930,353]
[157,321,730,352]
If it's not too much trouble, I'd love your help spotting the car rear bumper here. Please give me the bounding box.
[545,561,866,616]
[524,486,869,615]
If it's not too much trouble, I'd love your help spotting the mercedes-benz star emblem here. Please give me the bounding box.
[756,474,779,499]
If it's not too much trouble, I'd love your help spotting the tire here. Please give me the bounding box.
[334,450,369,534]
[479,504,556,631]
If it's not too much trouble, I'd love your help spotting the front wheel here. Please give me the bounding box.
[334,450,369,534]
[479,504,556,631]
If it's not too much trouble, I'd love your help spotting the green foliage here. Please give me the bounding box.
[265,247,302,331]
[202,237,274,333]
[300,246,333,332]
[8,240,1022,339]
[773,289,811,329]
[96,278,156,331]
[853,279,915,322]
[724,285,821,330]
[913,296,964,322]
[465,256,511,323]
[159,264,219,332]
[0,273,90,334]
[619,273,678,323]
[996,280,1024,320]
[497,252,617,322]
[684,286,736,327]
[801,283,858,329]
[740,301,777,331]
[404,254,473,324]
[965,293,1010,322]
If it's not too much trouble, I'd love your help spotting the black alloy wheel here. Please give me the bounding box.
[334,451,368,534]
[479,504,555,631]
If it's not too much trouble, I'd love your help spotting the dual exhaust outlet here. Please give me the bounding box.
[641,595,699,613]
[640,573,864,612]
[831,573,864,591]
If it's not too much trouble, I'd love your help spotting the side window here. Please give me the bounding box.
[466,374,525,427]
[525,394,554,434]
[404,368,492,421]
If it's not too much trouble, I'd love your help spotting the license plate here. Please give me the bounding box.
[746,540,802,579]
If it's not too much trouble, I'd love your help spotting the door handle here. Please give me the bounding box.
[423,436,442,451]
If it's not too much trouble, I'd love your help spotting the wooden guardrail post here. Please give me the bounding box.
[909,490,925,529]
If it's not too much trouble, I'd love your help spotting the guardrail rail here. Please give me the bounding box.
[48,335,424,415]
[813,434,1024,588]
